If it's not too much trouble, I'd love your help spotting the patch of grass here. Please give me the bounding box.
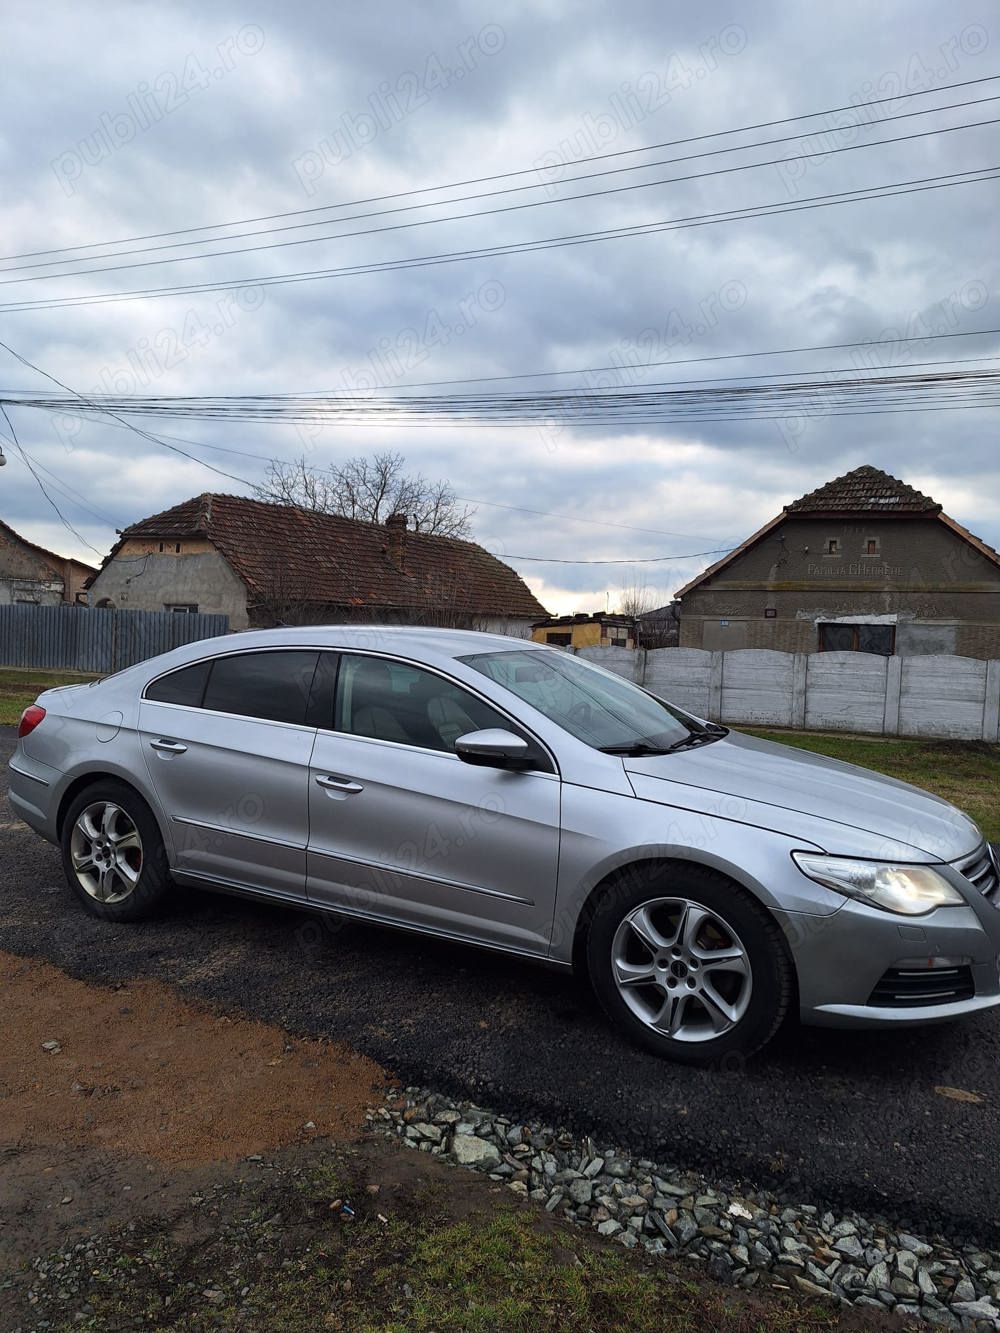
[0,667,98,725]
[13,1153,896,1333]
[743,729,1000,842]
[368,1210,834,1333]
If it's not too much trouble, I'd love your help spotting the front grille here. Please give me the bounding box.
[868,965,975,1008]
[955,844,1000,907]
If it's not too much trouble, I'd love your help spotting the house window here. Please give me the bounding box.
[165,603,199,614]
[818,623,895,655]
[610,637,628,648]
[864,537,880,556]
[825,538,841,556]
[546,632,572,646]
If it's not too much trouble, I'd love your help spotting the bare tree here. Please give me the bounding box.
[255,450,474,538]
[616,577,657,618]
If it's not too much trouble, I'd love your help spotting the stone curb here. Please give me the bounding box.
[368,1086,1000,1331]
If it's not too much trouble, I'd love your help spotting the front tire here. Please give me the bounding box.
[585,863,792,1065]
[60,781,171,921]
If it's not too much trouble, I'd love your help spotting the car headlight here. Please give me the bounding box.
[792,852,966,916]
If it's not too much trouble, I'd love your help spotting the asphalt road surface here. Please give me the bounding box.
[3,728,998,1243]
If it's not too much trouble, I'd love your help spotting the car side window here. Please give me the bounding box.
[144,660,211,707]
[201,651,320,725]
[333,653,551,768]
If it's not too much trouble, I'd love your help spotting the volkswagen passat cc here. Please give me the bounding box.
[9,627,1000,1064]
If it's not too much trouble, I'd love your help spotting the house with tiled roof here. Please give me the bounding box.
[86,494,547,635]
[0,517,95,606]
[675,465,1000,658]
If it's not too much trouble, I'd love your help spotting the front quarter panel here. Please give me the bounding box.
[549,783,843,962]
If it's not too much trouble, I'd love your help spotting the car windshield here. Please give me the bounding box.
[460,649,702,752]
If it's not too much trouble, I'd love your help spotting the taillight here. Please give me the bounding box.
[17,705,46,739]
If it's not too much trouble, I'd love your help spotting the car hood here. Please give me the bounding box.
[624,730,981,862]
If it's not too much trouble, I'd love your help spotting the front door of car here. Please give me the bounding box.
[306,652,561,955]
[138,649,322,898]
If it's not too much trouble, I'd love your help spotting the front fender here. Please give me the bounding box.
[548,783,843,963]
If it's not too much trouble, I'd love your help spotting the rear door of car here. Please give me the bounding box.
[305,650,561,956]
[138,648,321,898]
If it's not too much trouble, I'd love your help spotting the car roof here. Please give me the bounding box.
[142,624,549,674]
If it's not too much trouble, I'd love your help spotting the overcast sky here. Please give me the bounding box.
[1,0,998,612]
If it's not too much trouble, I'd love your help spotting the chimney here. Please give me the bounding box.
[385,511,407,569]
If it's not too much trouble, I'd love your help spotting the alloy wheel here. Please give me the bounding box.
[611,896,753,1043]
[69,801,144,904]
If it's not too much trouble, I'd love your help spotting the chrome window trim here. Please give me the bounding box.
[141,646,321,728]
[143,642,322,693]
[141,644,558,771]
[307,841,536,906]
[140,697,319,737]
[308,723,560,779]
[324,648,559,777]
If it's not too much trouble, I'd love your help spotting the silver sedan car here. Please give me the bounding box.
[9,626,1000,1064]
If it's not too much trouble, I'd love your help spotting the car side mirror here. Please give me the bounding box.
[455,728,531,769]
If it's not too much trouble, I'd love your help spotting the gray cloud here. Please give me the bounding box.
[1,0,998,611]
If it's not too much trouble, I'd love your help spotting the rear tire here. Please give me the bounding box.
[585,863,792,1066]
[60,780,171,922]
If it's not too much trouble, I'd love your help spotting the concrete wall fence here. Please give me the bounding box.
[0,604,230,674]
[576,646,1000,742]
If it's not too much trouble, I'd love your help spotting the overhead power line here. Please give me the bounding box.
[4,71,998,265]
[348,327,1000,391]
[2,166,997,313]
[495,548,734,564]
[0,338,257,489]
[0,344,738,566]
[5,100,999,280]
[0,405,104,555]
[8,367,1000,428]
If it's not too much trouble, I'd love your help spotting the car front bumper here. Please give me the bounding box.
[777,888,1000,1029]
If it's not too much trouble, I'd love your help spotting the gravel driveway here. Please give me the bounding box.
[3,727,998,1244]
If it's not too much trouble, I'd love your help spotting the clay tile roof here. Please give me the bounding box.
[673,464,1000,599]
[786,464,940,514]
[119,493,548,619]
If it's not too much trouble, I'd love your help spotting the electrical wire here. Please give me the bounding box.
[22,407,732,542]
[0,338,258,489]
[2,166,997,313]
[493,548,734,564]
[0,406,105,556]
[8,367,1000,429]
[5,102,998,280]
[14,349,998,413]
[5,71,998,265]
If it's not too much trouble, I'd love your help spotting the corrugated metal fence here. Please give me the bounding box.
[0,604,230,673]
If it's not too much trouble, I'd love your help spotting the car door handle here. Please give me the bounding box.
[149,738,188,755]
[315,774,364,794]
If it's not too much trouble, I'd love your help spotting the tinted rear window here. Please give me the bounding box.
[145,660,211,707]
[202,651,319,725]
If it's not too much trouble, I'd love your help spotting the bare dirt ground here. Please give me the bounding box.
[0,951,386,1166]
[0,951,906,1331]
[0,948,386,1289]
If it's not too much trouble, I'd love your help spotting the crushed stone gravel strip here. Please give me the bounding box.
[369,1087,1000,1331]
